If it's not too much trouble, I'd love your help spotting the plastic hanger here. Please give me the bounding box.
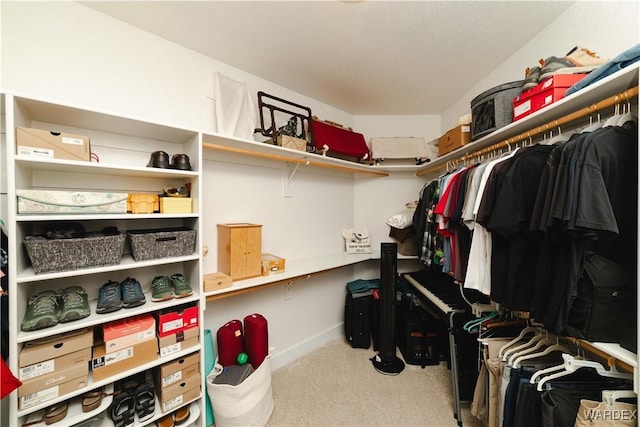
[497,325,542,359]
[536,354,633,391]
[512,338,572,368]
[463,311,500,333]
[602,389,637,406]
[616,96,638,126]
[602,100,623,127]
[502,329,547,362]
[507,333,556,366]
[581,112,603,133]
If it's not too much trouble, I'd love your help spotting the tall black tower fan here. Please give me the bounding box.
[371,242,405,375]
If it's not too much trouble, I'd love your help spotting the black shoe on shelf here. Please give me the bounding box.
[171,153,192,171]
[147,151,171,168]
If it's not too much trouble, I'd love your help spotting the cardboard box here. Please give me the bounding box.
[17,127,91,162]
[19,328,93,367]
[17,189,127,214]
[158,327,200,358]
[158,352,200,388]
[19,375,88,410]
[513,74,588,121]
[102,314,156,353]
[160,197,192,214]
[91,339,158,382]
[261,253,285,276]
[156,304,199,338]
[438,124,470,156]
[19,347,91,381]
[203,272,233,292]
[127,194,159,214]
[19,355,89,397]
[157,373,201,413]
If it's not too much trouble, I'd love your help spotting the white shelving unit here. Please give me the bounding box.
[4,94,205,427]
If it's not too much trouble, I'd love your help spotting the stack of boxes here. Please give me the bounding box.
[155,303,200,413]
[91,314,159,382]
[18,329,93,410]
[156,352,201,413]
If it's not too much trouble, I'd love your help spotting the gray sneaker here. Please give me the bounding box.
[538,46,608,82]
[58,286,91,323]
[21,290,59,331]
[121,277,146,308]
[522,65,541,90]
[96,280,123,314]
[170,274,193,298]
[151,276,174,302]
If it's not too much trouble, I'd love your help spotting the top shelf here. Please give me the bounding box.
[422,63,640,174]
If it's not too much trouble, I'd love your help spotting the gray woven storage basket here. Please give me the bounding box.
[24,232,126,274]
[128,228,196,261]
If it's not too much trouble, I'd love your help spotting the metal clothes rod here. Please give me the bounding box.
[418,85,639,177]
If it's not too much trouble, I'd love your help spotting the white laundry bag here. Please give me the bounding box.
[206,356,274,427]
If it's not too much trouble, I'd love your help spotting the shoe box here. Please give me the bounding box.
[158,326,200,358]
[156,352,200,389]
[18,329,93,410]
[101,313,156,353]
[157,373,201,413]
[438,124,471,156]
[513,74,588,121]
[155,303,199,338]
[16,127,91,162]
[91,338,158,382]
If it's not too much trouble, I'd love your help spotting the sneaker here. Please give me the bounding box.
[21,290,59,331]
[522,65,541,91]
[96,280,123,314]
[120,277,146,308]
[170,274,193,298]
[538,46,608,82]
[151,276,174,302]
[58,286,91,323]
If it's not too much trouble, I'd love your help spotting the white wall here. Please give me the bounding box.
[441,1,640,130]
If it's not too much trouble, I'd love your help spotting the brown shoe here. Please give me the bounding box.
[174,405,190,425]
[157,414,174,427]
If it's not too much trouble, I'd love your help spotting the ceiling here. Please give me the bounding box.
[81,1,575,115]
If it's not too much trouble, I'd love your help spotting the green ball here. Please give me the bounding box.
[237,352,248,365]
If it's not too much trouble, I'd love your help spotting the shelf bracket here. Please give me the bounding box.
[282,161,307,198]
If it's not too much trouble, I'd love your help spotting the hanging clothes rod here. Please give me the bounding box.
[417,85,639,177]
[565,337,635,374]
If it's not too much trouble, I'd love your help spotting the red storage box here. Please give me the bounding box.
[156,304,199,338]
[513,74,588,121]
[311,118,370,162]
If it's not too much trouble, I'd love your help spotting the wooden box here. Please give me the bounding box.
[261,253,285,276]
[127,193,159,214]
[217,223,262,280]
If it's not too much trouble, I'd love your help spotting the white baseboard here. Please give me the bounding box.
[269,323,344,371]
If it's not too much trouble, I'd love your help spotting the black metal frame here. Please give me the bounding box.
[255,91,314,151]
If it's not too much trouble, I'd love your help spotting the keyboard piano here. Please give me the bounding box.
[402,269,487,427]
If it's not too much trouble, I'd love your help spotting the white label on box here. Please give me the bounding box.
[514,100,531,117]
[163,394,184,412]
[20,385,59,409]
[61,136,84,145]
[544,95,553,106]
[18,146,54,158]
[105,347,134,365]
[19,359,55,380]
[162,320,183,333]
[138,330,155,342]
[160,343,182,358]
[461,125,471,133]
[163,371,183,387]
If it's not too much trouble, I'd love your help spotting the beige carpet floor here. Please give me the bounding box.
[268,339,484,427]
